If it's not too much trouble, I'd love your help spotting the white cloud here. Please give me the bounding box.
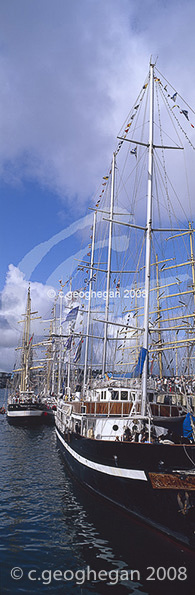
[0,0,194,206]
[0,265,55,371]
[1,0,195,371]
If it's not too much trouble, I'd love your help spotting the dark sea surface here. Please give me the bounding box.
[0,388,195,595]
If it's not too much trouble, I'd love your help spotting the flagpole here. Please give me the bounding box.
[102,152,115,376]
[57,290,63,397]
[51,300,57,394]
[142,61,154,415]
[67,278,72,394]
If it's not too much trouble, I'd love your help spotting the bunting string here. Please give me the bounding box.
[115,79,149,157]
[154,76,195,150]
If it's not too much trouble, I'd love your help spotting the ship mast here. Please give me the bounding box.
[142,62,154,416]
[83,210,97,391]
[21,285,32,392]
[102,152,115,376]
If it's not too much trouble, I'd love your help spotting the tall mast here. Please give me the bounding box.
[155,254,163,378]
[47,319,53,394]
[67,278,72,392]
[51,300,57,394]
[102,152,115,376]
[21,285,31,392]
[189,221,195,320]
[83,210,97,391]
[57,291,63,396]
[142,62,154,416]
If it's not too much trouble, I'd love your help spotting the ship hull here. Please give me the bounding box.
[7,404,54,425]
[56,426,195,549]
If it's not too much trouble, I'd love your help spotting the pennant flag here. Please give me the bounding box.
[103,176,109,180]
[181,109,189,120]
[130,146,137,157]
[171,92,177,102]
[74,337,83,363]
[64,306,79,323]
[28,335,33,345]
[65,336,72,350]
[87,252,91,257]
[104,372,112,380]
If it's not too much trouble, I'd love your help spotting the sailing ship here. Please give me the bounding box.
[7,286,54,425]
[55,61,195,548]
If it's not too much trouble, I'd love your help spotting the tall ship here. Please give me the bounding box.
[55,61,195,548]
[7,286,54,425]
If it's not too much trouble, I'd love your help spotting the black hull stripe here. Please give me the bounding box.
[56,429,147,481]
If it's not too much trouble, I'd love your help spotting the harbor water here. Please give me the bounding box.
[0,389,195,595]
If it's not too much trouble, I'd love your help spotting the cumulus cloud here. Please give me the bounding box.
[1,0,195,371]
[0,265,55,371]
[0,0,194,206]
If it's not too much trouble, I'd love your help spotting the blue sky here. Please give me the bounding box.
[1,0,195,370]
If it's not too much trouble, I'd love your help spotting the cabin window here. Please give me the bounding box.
[101,391,104,400]
[111,390,119,400]
[113,424,119,431]
[121,391,128,400]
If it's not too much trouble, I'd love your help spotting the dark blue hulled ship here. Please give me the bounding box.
[55,62,195,549]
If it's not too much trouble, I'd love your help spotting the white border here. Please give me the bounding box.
[7,410,43,418]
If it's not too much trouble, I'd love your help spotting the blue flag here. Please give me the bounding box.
[133,347,147,377]
[130,146,137,157]
[63,306,79,323]
[171,92,177,102]
[181,109,189,120]
[73,338,83,363]
[183,412,195,439]
[65,336,72,350]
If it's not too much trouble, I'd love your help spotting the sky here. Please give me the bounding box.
[0,0,195,371]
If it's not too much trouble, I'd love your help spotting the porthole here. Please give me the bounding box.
[113,424,119,431]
